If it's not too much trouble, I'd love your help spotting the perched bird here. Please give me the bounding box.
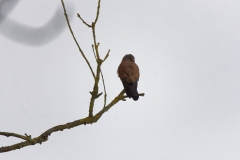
[117,54,140,101]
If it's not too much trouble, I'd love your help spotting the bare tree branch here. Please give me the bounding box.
[0,0,145,153]
[91,46,108,108]
[61,0,95,79]
[88,58,102,117]
[77,13,92,27]
[0,132,29,141]
[94,0,101,24]
[101,49,110,108]
[100,70,107,108]
[92,24,100,60]
[88,0,103,117]
[103,49,110,62]
[92,44,97,60]
[0,90,145,153]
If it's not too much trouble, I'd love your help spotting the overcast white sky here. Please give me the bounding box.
[1,0,240,159]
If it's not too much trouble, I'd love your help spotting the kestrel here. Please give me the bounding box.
[117,54,140,101]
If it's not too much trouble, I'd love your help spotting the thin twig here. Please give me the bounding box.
[94,0,101,24]
[91,0,101,60]
[77,13,92,27]
[92,44,97,61]
[0,132,29,141]
[101,49,110,107]
[100,70,107,108]
[92,45,107,108]
[61,0,95,78]
[92,24,100,60]
[103,49,110,62]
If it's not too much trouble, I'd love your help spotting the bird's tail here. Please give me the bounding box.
[132,81,139,101]
[122,81,139,101]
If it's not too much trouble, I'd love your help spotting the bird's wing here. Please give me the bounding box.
[118,61,139,83]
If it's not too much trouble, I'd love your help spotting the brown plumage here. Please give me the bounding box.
[117,54,140,101]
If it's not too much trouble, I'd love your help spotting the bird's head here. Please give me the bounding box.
[122,54,135,62]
